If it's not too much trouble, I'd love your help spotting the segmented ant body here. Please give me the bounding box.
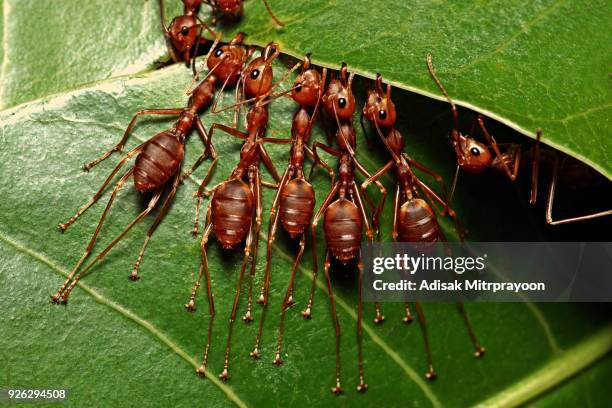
[427,54,611,225]
[50,34,247,304]
[184,43,294,381]
[361,74,485,380]
[247,55,329,363]
[160,0,283,67]
[307,64,387,394]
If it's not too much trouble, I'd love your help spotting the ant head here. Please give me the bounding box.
[457,136,492,173]
[323,63,355,121]
[363,73,396,129]
[336,123,356,151]
[242,43,279,99]
[216,0,244,18]
[292,54,324,107]
[166,15,198,54]
[207,33,246,86]
[182,0,202,13]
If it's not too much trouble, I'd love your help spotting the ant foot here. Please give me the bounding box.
[191,227,199,237]
[374,315,385,324]
[257,293,265,305]
[301,307,312,319]
[57,223,68,233]
[250,348,260,359]
[273,354,283,365]
[474,346,486,358]
[242,311,253,323]
[129,271,139,281]
[219,369,230,382]
[331,385,344,395]
[357,382,368,392]
[81,164,91,172]
[285,295,295,307]
[403,315,414,324]
[196,365,206,377]
[185,300,196,312]
[50,293,62,304]
[425,369,437,381]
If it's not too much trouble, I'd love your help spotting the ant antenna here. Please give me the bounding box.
[426,53,459,131]
[261,0,285,27]
[159,0,168,33]
[184,33,222,95]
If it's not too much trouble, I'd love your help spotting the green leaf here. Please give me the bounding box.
[0,0,167,109]
[219,0,612,179]
[1,62,611,407]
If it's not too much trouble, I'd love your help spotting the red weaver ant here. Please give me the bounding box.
[427,54,612,225]
[247,55,329,363]
[361,73,485,380]
[307,63,387,394]
[50,33,248,304]
[184,43,299,381]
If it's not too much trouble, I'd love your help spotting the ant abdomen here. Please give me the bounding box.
[324,199,363,263]
[398,198,439,244]
[279,179,315,238]
[212,179,254,249]
[134,131,185,192]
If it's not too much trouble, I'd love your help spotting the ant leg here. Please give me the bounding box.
[60,189,163,302]
[356,253,368,392]
[530,129,542,204]
[545,155,612,225]
[308,142,340,182]
[405,155,450,215]
[355,158,388,239]
[456,302,486,358]
[477,116,517,182]
[182,115,214,181]
[305,145,334,184]
[323,250,343,395]
[261,0,285,27]
[83,109,182,171]
[449,164,460,204]
[51,169,133,303]
[243,171,262,323]
[186,203,213,311]
[258,166,292,304]
[259,144,282,182]
[59,144,144,232]
[251,169,292,359]
[219,215,254,382]
[302,183,340,319]
[131,171,181,280]
[415,178,465,241]
[273,233,307,364]
[414,302,436,380]
[351,184,375,243]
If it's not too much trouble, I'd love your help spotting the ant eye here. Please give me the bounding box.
[295,83,302,92]
[470,147,480,156]
[250,69,260,80]
[378,109,387,119]
[181,26,189,36]
[338,97,347,108]
[214,49,223,57]
[376,97,382,103]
